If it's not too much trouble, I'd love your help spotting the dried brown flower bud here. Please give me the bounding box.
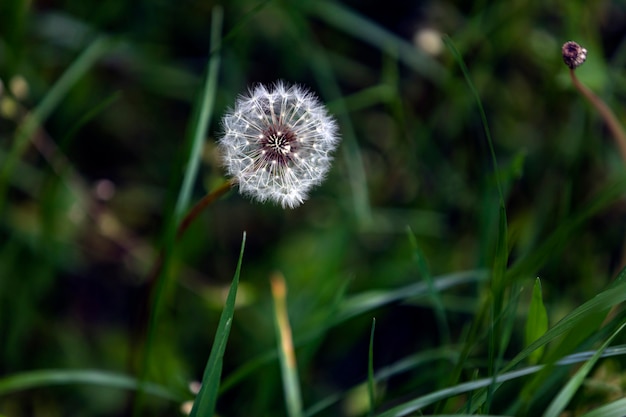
[562,41,587,69]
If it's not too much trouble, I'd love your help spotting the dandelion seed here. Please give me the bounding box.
[218,81,340,208]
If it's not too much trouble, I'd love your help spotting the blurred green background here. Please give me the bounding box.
[2,0,626,416]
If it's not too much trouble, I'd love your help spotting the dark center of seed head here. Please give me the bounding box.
[261,125,297,164]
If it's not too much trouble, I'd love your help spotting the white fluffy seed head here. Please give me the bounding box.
[218,81,340,209]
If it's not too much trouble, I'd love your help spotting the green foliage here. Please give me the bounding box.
[2,0,626,416]
[525,278,548,364]
[190,232,245,417]
[543,322,626,417]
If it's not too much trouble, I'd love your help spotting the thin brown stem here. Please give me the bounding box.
[142,179,235,284]
[176,179,234,239]
[569,68,626,163]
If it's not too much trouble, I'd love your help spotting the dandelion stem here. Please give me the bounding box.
[176,179,234,239]
[569,68,626,163]
[143,180,234,284]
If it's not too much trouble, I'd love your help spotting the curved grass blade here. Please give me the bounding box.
[542,321,626,417]
[304,0,447,84]
[415,415,512,417]
[466,279,626,414]
[374,278,626,416]
[221,270,488,396]
[374,344,626,417]
[504,281,626,375]
[338,270,488,323]
[306,348,459,417]
[0,369,180,401]
[579,398,626,417]
[189,231,246,417]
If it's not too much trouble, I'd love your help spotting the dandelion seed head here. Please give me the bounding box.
[562,41,587,69]
[218,81,340,209]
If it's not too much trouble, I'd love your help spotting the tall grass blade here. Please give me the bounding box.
[174,6,223,223]
[442,35,503,204]
[189,231,246,417]
[134,8,223,415]
[443,35,509,412]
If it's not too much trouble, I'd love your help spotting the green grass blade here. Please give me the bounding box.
[542,321,626,417]
[306,348,459,417]
[0,35,111,211]
[278,4,371,224]
[579,398,626,417]
[304,0,447,84]
[374,277,626,416]
[189,231,246,417]
[442,37,509,412]
[407,227,450,345]
[508,175,626,281]
[220,0,272,48]
[338,270,488,323]
[467,280,626,414]
[442,35,503,204]
[134,9,223,414]
[220,271,486,397]
[271,273,303,417]
[59,91,122,149]
[0,369,180,401]
[367,318,376,416]
[508,281,626,371]
[174,6,223,222]
[412,415,512,417]
[374,345,626,417]
[525,278,548,364]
